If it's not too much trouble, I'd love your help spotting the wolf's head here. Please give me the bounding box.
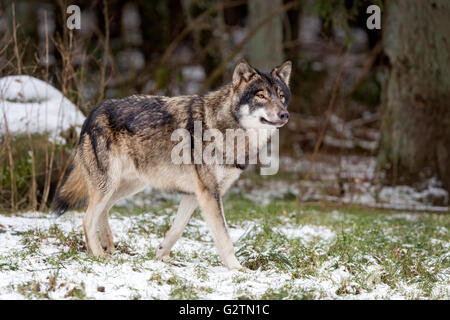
[231,59,292,129]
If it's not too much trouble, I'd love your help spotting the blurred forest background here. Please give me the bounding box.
[0,0,449,213]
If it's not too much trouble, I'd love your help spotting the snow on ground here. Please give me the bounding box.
[0,212,286,299]
[276,225,336,244]
[0,210,448,300]
[0,75,85,136]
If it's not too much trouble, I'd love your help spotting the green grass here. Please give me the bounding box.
[0,197,448,299]
[109,197,450,298]
[224,197,450,298]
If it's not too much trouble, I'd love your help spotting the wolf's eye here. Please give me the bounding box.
[278,91,285,102]
[256,92,266,99]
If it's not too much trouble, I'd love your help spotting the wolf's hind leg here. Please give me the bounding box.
[83,188,113,257]
[98,179,148,254]
[98,180,147,254]
[196,189,242,270]
[99,208,114,254]
[155,194,197,261]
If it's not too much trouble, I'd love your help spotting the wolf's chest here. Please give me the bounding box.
[215,165,242,195]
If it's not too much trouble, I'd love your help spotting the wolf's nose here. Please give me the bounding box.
[278,110,289,121]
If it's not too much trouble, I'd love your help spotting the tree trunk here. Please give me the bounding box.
[248,0,284,70]
[377,0,450,192]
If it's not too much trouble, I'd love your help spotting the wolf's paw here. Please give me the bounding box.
[102,245,115,255]
[229,266,243,271]
[157,254,171,263]
[155,247,171,262]
[88,243,107,258]
[225,260,243,271]
[227,264,243,271]
[103,252,114,260]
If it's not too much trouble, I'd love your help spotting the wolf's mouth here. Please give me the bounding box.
[260,117,286,127]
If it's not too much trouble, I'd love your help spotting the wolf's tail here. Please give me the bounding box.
[51,161,88,217]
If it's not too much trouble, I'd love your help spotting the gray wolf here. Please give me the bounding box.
[52,59,292,270]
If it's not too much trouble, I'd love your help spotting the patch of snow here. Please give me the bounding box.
[331,266,351,284]
[0,75,85,137]
[430,238,450,250]
[276,225,336,245]
[0,211,448,300]
[238,180,299,206]
[0,212,292,300]
[387,213,423,222]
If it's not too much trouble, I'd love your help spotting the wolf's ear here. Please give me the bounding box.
[272,61,292,86]
[232,59,257,87]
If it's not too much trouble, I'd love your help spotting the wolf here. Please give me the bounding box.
[52,59,292,270]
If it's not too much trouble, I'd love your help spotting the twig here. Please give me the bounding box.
[345,41,382,98]
[159,0,246,67]
[40,9,75,211]
[11,3,22,74]
[0,90,16,210]
[299,52,346,200]
[41,7,51,211]
[310,59,344,169]
[26,262,66,272]
[202,0,299,90]
[97,0,110,105]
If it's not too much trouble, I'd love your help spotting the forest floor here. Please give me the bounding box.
[0,195,448,300]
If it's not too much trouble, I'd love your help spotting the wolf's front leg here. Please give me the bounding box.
[155,194,197,261]
[196,189,242,270]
